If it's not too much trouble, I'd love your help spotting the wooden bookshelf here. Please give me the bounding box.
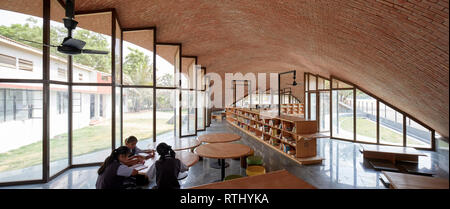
[280,103,304,115]
[225,107,327,165]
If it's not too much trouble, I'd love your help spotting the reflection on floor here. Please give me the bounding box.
[4,120,449,189]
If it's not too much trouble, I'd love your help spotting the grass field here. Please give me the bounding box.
[340,117,424,146]
[0,113,174,172]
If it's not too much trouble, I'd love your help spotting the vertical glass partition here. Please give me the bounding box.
[181,57,196,136]
[123,29,155,145]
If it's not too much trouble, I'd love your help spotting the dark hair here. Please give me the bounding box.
[97,146,130,175]
[156,142,175,160]
[125,136,138,144]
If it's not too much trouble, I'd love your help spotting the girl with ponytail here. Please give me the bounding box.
[146,142,188,189]
[96,146,139,189]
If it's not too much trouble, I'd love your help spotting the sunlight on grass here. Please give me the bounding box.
[0,113,174,172]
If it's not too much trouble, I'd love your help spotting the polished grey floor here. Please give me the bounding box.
[4,120,449,189]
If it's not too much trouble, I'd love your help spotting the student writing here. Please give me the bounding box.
[96,146,139,189]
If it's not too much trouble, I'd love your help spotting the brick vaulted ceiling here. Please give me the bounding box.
[6,0,449,137]
[76,0,448,137]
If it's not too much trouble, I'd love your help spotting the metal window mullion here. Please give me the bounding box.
[152,30,157,142]
[42,0,50,182]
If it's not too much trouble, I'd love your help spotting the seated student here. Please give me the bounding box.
[146,143,188,189]
[96,146,139,189]
[124,136,155,164]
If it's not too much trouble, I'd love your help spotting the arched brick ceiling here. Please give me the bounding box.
[3,0,446,136]
[74,0,449,137]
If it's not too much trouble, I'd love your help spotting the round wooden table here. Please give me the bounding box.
[195,143,251,181]
[146,138,201,151]
[198,133,242,169]
[138,150,199,175]
[198,133,241,143]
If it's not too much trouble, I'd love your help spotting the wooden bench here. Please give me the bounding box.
[189,169,316,189]
[361,145,426,164]
[382,171,449,189]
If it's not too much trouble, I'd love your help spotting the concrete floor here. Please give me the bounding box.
[4,120,449,189]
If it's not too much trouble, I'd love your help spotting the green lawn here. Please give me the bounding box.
[340,117,423,146]
[0,116,174,172]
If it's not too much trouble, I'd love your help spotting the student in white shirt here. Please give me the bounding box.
[146,143,188,189]
[124,136,155,164]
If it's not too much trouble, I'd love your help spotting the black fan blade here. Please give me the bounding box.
[18,38,58,47]
[81,49,109,55]
[65,0,75,19]
[62,38,85,50]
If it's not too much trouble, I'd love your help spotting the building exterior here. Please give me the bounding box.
[0,35,111,152]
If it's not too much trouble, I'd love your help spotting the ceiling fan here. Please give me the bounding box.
[19,0,109,55]
[279,70,298,86]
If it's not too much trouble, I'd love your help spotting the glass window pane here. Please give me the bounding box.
[156,45,179,88]
[73,12,112,83]
[0,83,43,183]
[123,30,154,86]
[305,92,308,119]
[0,6,43,80]
[406,118,431,148]
[123,88,152,145]
[115,20,121,85]
[332,78,353,89]
[355,90,377,143]
[309,75,316,90]
[304,74,309,91]
[181,90,196,135]
[181,57,196,89]
[115,86,121,148]
[50,0,68,82]
[318,77,330,90]
[50,84,69,176]
[156,89,176,140]
[72,85,112,164]
[197,91,205,130]
[379,102,403,146]
[319,91,330,132]
[310,93,316,120]
[332,90,354,140]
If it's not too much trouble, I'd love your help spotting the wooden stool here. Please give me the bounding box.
[240,148,254,168]
[246,165,266,176]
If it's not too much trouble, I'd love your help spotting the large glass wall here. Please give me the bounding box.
[315,74,435,149]
[0,1,44,183]
[181,57,196,136]
[71,11,113,165]
[0,2,209,186]
[123,29,154,145]
[49,0,69,175]
[155,44,179,139]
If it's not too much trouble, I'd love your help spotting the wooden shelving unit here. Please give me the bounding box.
[280,103,304,115]
[225,107,327,165]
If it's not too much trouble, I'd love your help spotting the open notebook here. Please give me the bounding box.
[130,164,148,171]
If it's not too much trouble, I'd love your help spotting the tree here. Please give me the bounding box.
[0,17,111,73]
[123,47,153,85]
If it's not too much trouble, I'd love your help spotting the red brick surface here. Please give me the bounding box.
[2,0,448,137]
